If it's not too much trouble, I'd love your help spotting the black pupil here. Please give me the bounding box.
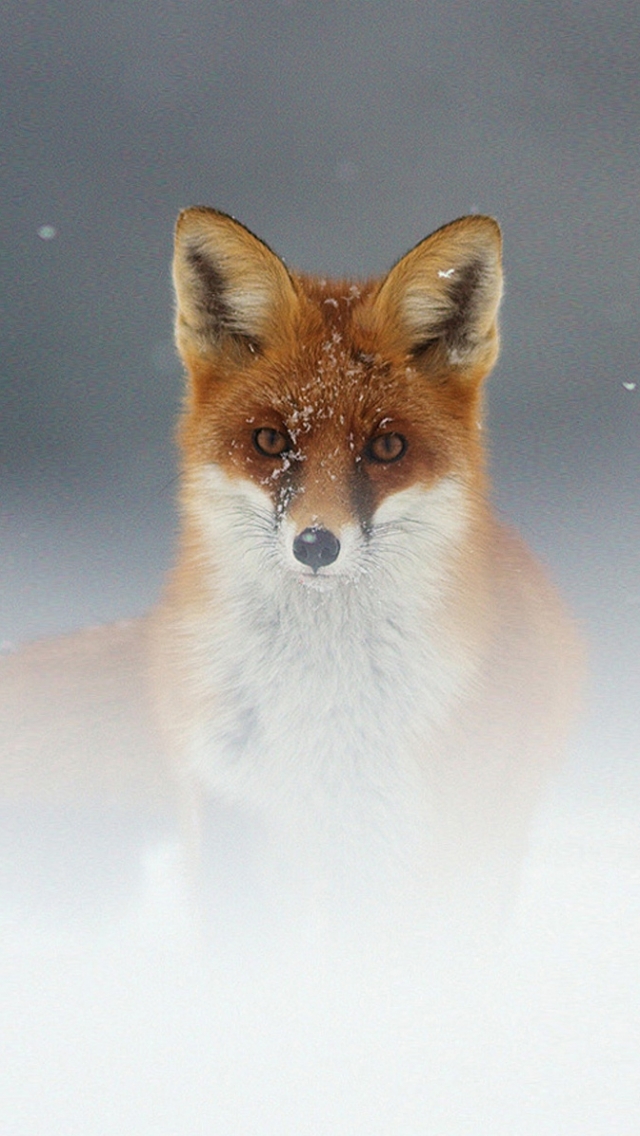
[256,428,285,455]
[373,432,404,461]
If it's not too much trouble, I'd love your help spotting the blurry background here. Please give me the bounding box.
[1,1,639,805]
[2,4,640,1132]
[3,0,639,765]
[0,4,636,758]
[3,0,639,769]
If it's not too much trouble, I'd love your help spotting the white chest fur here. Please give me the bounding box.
[173,471,478,845]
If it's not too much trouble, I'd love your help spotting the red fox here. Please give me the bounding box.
[1,209,581,921]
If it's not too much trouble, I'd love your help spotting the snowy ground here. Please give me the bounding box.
[3,742,639,1136]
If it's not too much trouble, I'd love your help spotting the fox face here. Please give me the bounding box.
[172,208,502,598]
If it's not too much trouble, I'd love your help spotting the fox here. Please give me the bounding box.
[0,208,581,930]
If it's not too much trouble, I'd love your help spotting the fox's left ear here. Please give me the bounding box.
[172,206,300,363]
[369,216,503,375]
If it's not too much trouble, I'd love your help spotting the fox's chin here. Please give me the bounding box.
[289,567,343,591]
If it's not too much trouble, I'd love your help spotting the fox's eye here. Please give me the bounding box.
[253,427,289,457]
[366,432,407,464]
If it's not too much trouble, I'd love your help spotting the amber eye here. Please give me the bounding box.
[253,427,290,457]
[366,432,407,464]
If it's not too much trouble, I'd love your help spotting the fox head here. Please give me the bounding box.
[172,207,502,592]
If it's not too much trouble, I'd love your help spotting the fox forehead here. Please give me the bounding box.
[193,284,472,441]
[231,343,412,441]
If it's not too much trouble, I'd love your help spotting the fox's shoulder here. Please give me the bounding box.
[0,618,174,811]
[491,522,580,650]
[485,521,584,732]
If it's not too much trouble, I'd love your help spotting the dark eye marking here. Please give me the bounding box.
[253,427,290,457]
[365,432,407,464]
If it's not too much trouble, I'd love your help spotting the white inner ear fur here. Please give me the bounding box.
[401,288,453,336]
[223,278,278,336]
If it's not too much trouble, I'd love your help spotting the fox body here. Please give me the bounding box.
[1,209,581,915]
[149,209,579,899]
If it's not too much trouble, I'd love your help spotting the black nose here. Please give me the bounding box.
[293,527,340,571]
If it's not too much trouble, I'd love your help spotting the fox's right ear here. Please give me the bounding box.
[368,215,503,378]
[173,207,300,361]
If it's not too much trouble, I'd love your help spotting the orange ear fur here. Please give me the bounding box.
[366,215,503,376]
